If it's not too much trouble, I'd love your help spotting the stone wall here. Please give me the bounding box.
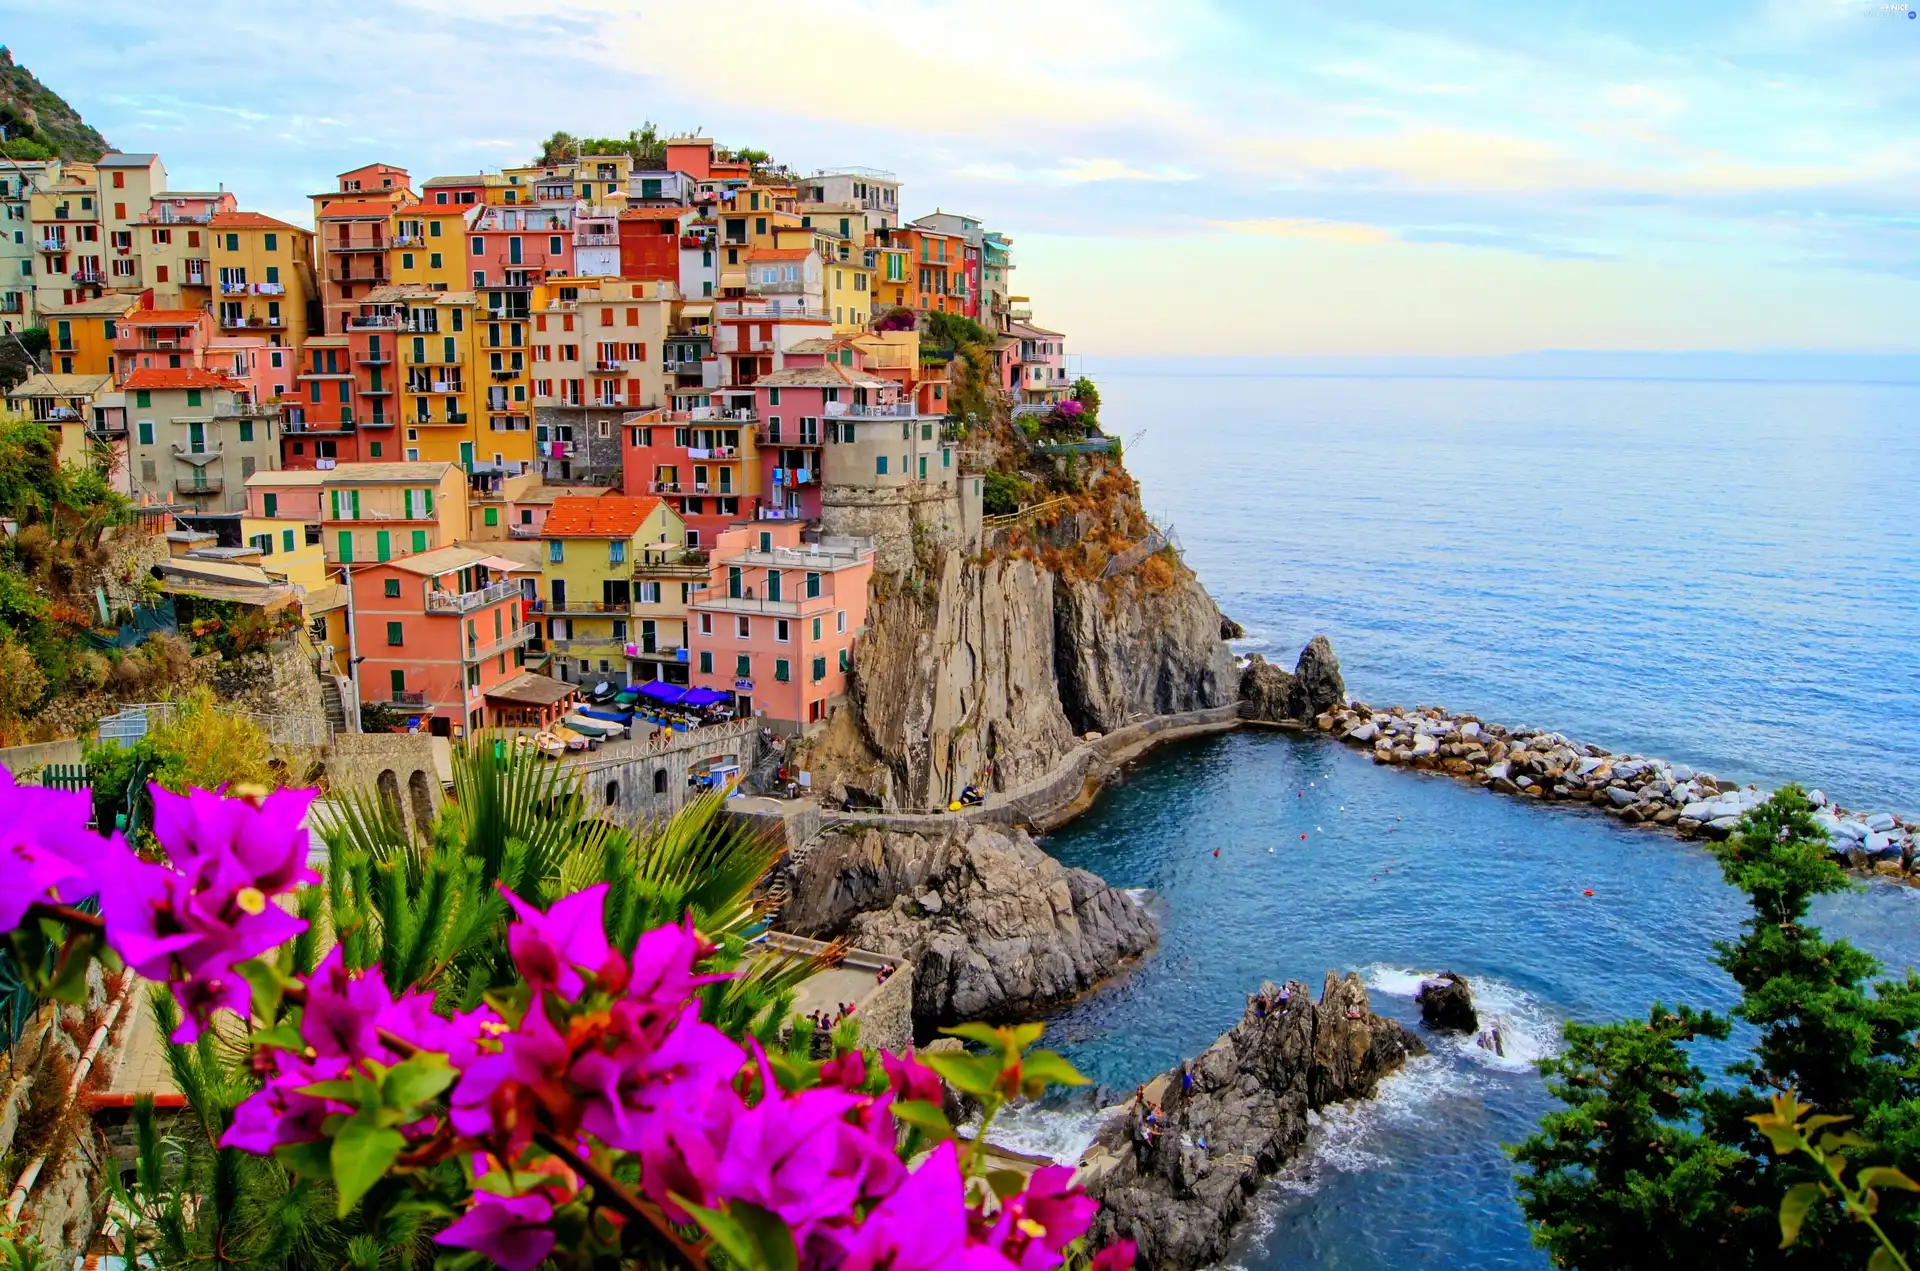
[533,405,625,486]
[324,733,447,837]
[0,739,86,778]
[209,632,328,729]
[819,478,980,575]
[562,718,762,824]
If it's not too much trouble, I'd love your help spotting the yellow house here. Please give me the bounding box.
[539,494,685,687]
[240,516,330,590]
[208,211,316,351]
[246,461,468,565]
[775,224,871,329]
[41,295,134,376]
[5,373,113,468]
[389,203,470,292]
[363,285,490,469]
[29,165,105,315]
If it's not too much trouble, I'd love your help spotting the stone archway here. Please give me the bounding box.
[376,769,404,830]
[408,770,435,835]
[653,768,669,795]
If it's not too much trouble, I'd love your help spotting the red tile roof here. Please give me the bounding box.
[209,211,305,232]
[124,309,211,325]
[122,368,243,390]
[541,495,664,538]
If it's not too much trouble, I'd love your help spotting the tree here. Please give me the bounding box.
[535,130,579,165]
[1513,787,1920,1268]
[0,329,47,393]
[1070,377,1101,430]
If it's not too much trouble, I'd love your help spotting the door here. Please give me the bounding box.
[376,530,391,562]
[734,695,751,719]
[390,669,405,700]
[188,422,206,453]
[551,579,566,611]
[459,441,474,471]
[337,532,353,562]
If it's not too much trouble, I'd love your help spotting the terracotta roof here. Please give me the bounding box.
[484,672,579,707]
[124,309,210,325]
[121,368,242,390]
[209,211,305,232]
[318,199,402,219]
[7,373,113,398]
[541,495,664,539]
[619,207,691,221]
[41,295,138,316]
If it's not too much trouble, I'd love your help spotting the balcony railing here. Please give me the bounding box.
[389,690,429,706]
[465,625,534,663]
[357,354,393,366]
[214,402,279,419]
[72,268,104,285]
[686,591,806,616]
[534,598,624,615]
[592,360,625,373]
[283,417,357,434]
[393,233,426,247]
[425,577,521,614]
[175,477,224,496]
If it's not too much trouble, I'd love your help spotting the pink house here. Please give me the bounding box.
[753,356,905,522]
[1005,320,1070,403]
[685,520,874,732]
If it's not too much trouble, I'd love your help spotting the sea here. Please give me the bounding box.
[997,359,1920,1269]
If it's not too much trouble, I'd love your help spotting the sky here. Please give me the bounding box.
[6,0,1920,355]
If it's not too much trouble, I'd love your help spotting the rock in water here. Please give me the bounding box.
[1238,654,1295,721]
[1416,971,1479,1032]
[1081,973,1425,1271]
[1287,634,1346,721]
[779,823,1156,1032]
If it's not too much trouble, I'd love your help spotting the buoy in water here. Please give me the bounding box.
[1582,889,1595,897]
[1213,849,1220,857]
[1300,833,1308,840]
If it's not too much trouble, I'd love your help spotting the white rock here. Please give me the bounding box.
[1411,735,1439,757]
[1606,786,1637,808]
[1681,801,1717,821]
[1347,722,1379,743]
[1866,812,1898,834]
[1707,815,1743,834]
[1808,789,1828,808]
[1460,722,1482,740]
[1575,756,1606,777]
[1670,764,1695,782]
[1864,831,1897,857]
[1486,762,1511,781]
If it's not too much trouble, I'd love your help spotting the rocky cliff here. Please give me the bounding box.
[1080,972,1424,1271]
[815,458,1237,811]
[779,822,1157,1034]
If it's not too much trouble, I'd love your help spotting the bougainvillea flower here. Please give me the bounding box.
[150,784,318,895]
[971,1165,1100,1271]
[434,1190,557,1271]
[623,912,725,1012]
[817,1050,869,1091]
[221,1052,352,1154]
[303,947,398,1060]
[831,1141,969,1271]
[882,1050,945,1106]
[573,999,744,1150]
[715,1082,868,1239]
[0,767,104,932]
[1089,1240,1138,1271]
[500,883,611,999]
[449,1000,573,1157]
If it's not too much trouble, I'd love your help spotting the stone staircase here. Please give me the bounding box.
[318,674,353,733]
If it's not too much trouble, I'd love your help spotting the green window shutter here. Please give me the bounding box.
[351,490,361,518]
[699,651,712,674]
[812,656,826,681]
[266,265,279,283]
[390,669,405,696]
[280,529,293,552]
[376,530,391,562]
[484,507,499,526]
[775,659,789,683]
[338,531,353,562]
[386,621,403,646]
[423,488,433,515]
[330,489,340,519]
[186,389,202,408]
[806,572,820,598]
[412,530,427,553]
[385,578,401,597]
[735,654,751,678]
[839,648,850,672]
[812,617,821,640]
[239,421,253,442]
[135,390,151,409]
[443,336,455,362]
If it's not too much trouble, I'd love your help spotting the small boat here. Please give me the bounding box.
[550,724,594,752]
[565,714,621,740]
[532,731,566,758]
[589,681,619,703]
[579,706,631,726]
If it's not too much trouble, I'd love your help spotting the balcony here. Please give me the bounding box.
[175,477,224,496]
[347,315,400,330]
[424,577,520,614]
[327,267,389,285]
[214,402,278,419]
[360,416,396,429]
[72,268,104,285]
[835,402,921,418]
[490,370,518,382]
[465,625,534,663]
[220,281,251,295]
[406,379,463,394]
[687,591,805,617]
[333,238,387,253]
[508,525,542,539]
[446,411,470,424]
[536,598,624,615]
[575,232,619,248]
[171,443,222,462]
[592,360,625,374]
[393,233,426,247]
[283,417,357,435]
[357,353,393,366]
[39,238,66,251]
[389,690,429,707]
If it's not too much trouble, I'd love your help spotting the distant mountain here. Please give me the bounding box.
[0,47,107,162]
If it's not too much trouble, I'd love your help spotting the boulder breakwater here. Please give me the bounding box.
[1238,637,1914,874]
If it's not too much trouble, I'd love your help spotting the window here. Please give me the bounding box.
[484,507,499,526]
[239,421,254,442]
[385,578,401,597]
[412,529,428,553]
[774,659,790,683]
[812,617,822,640]
[699,613,712,635]
[699,650,713,674]
[137,420,154,445]
[609,540,626,564]
[776,619,790,642]
[876,455,888,475]
[386,621,404,646]
[471,236,484,255]
[430,252,443,269]
[806,571,821,598]
[135,389,151,408]
[549,235,563,255]
[840,648,851,672]
[735,654,751,679]
[837,611,847,633]
[811,656,827,682]
[736,615,750,639]
[548,541,564,562]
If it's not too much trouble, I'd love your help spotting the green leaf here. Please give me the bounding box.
[246,1021,305,1052]
[986,1169,1028,1200]
[1007,1022,1045,1053]
[682,1200,761,1271]
[940,1023,1007,1051]
[731,1201,799,1271]
[1856,1167,1920,1193]
[273,1138,334,1180]
[297,1079,364,1103]
[330,1119,404,1217]
[1818,1130,1872,1154]
[382,1052,456,1110]
[233,957,286,1021]
[890,1100,954,1138]
[1779,1182,1823,1248]
[1018,1050,1091,1089]
[45,931,100,1004]
[1870,1248,1904,1271]
[922,1050,1004,1097]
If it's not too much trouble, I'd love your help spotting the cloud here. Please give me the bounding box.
[1212,217,1395,245]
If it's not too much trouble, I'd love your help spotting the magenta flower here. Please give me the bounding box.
[501,883,611,1000]
[715,1083,868,1239]
[970,1166,1099,1271]
[1089,1240,1137,1271]
[623,912,726,1015]
[830,1141,969,1271]
[303,948,397,1061]
[573,1000,744,1151]
[882,1050,944,1105]
[434,1190,556,1271]
[0,767,106,932]
[222,1052,351,1154]
[151,785,318,895]
[449,1000,572,1157]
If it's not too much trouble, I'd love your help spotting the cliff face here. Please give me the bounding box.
[826,462,1236,811]
[779,822,1157,1033]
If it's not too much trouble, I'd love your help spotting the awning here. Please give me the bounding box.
[474,555,531,573]
[637,682,729,708]
[483,673,579,707]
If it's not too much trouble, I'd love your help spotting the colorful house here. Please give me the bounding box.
[1006,321,1070,402]
[245,460,466,564]
[5,373,114,469]
[530,277,674,483]
[619,408,761,547]
[209,211,314,350]
[114,307,216,380]
[139,190,236,310]
[538,494,686,688]
[42,294,134,377]
[123,367,279,512]
[685,521,874,732]
[349,544,531,737]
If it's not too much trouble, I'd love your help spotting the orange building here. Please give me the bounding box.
[349,543,531,736]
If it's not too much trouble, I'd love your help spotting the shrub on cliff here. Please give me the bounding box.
[1512,786,1920,1268]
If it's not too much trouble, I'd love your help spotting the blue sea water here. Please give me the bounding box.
[999,370,1920,1268]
